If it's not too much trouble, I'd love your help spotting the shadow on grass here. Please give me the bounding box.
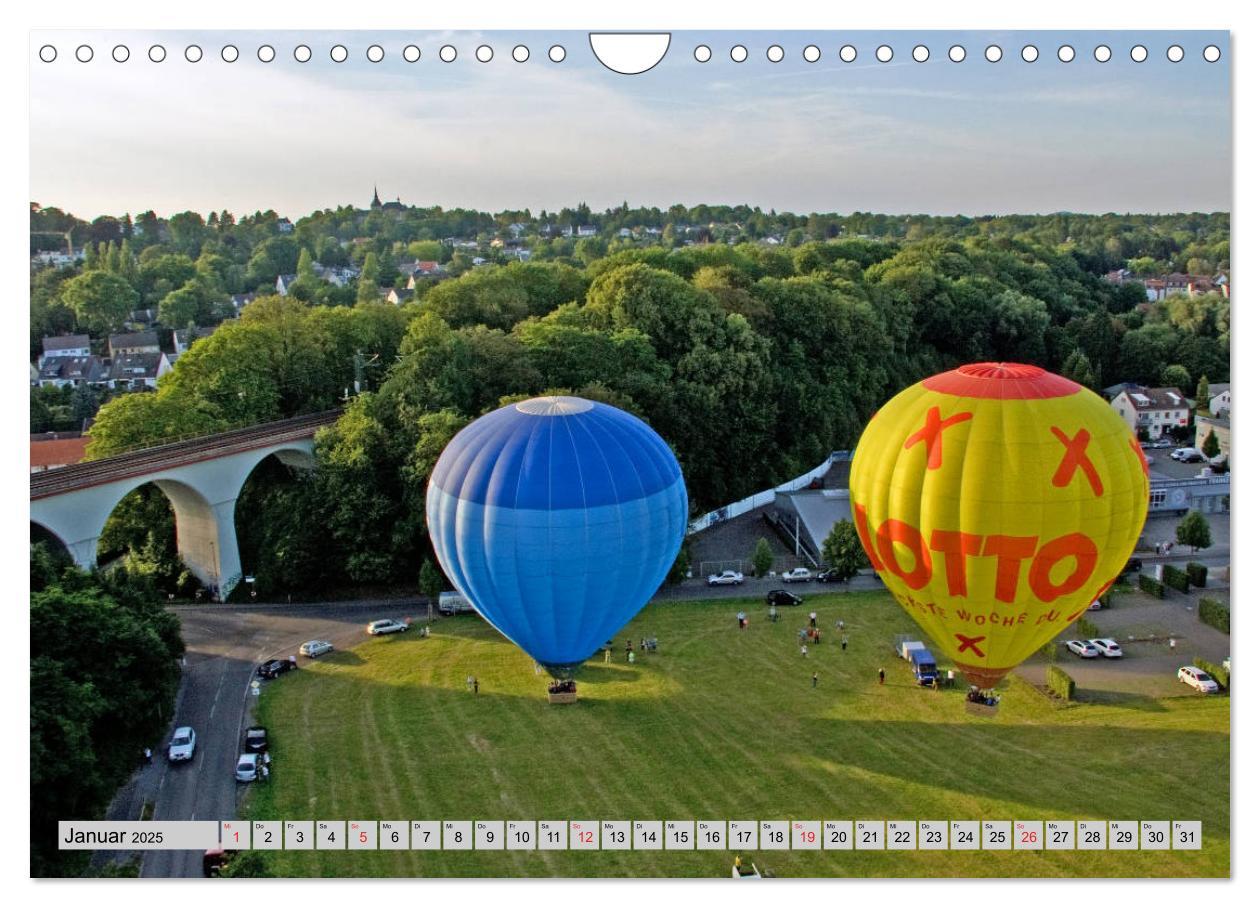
[317,650,365,666]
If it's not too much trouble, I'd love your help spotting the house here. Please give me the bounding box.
[1103,268,1135,284]
[507,223,528,238]
[275,274,298,296]
[108,330,160,358]
[386,288,415,306]
[1143,273,1215,301]
[173,326,215,355]
[618,227,633,238]
[38,355,108,388]
[1110,386,1191,438]
[1195,415,1230,459]
[277,218,294,234]
[126,308,158,329]
[576,225,598,237]
[30,432,90,473]
[312,263,359,287]
[1207,383,1230,417]
[108,352,171,390]
[229,293,258,312]
[1101,381,1144,402]
[41,334,91,364]
[404,261,446,289]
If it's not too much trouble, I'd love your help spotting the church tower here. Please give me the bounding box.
[370,186,383,210]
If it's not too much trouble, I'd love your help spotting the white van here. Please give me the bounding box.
[1171,447,1204,463]
[439,591,475,616]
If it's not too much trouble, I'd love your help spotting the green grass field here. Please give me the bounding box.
[244,591,1229,878]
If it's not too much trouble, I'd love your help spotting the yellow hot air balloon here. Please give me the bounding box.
[849,363,1149,691]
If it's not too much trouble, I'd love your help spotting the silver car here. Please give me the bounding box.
[167,726,196,762]
[299,640,334,657]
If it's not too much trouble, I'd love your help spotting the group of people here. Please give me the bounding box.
[548,678,577,695]
[465,675,480,694]
[966,686,999,707]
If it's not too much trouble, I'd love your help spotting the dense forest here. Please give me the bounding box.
[35,199,1226,597]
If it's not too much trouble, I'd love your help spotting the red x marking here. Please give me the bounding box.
[1050,426,1103,497]
[955,633,986,657]
[904,406,973,470]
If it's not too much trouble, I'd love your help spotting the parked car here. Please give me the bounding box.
[1065,640,1100,658]
[167,726,196,763]
[257,658,295,679]
[707,570,744,587]
[1087,599,1103,611]
[366,618,409,635]
[235,752,270,783]
[438,591,475,616]
[1171,448,1204,463]
[299,640,333,658]
[1119,557,1142,576]
[781,567,813,583]
[1089,638,1124,658]
[766,589,803,606]
[1177,666,1219,693]
[244,726,268,753]
[1149,438,1173,449]
[814,568,844,583]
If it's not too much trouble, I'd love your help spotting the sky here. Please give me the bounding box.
[28,29,1231,220]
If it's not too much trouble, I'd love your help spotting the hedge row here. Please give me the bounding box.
[1186,562,1208,587]
[1138,573,1165,598]
[1194,657,1229,691]
[1163,564,1190,593]
[1199,597,1230,634]
[1047,664,1075,701]
[1075,616,1100,640]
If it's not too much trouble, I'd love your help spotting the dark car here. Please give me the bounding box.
[766,589,803,607]
[257,659,295,680]
[1119,557,1142,576]
[244,726,268,753]
[815,568,845,583]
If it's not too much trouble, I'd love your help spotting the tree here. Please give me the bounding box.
[1201,428,1220,459]
[820,519,868,583]
[751,537,774,577]
[1176,510,1212,554]
[419,558,443,623]
[1161,364,1192,396]
[1060,350,1097,390]
[61,270,139,336]
[1195,374,1211,414]
[356,252,381,305]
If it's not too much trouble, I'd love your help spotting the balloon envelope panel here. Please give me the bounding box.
[426,396,688,670]
[849,363,1149,688]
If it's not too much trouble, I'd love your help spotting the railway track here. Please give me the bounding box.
[30,410,340,499]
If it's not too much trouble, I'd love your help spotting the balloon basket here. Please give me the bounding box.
[547,680,578,705]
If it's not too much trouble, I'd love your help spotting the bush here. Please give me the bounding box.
[1047,664,1075,701]
[750,537,774,578]
[1198,597,1230,634]
[1075,616,1099,640]
[1163,564,1190,593]
[1138,573,1165,598]
[1193,657,1229,691]
[1186,562,1208,587]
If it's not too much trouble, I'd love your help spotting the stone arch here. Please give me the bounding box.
[30,520,72,561]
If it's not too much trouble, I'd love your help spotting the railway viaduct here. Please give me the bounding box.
[30,411,339,600]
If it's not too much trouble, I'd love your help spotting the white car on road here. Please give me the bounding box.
[1089,638,1124,658]
[782,567,813,583]
[366,619,409,636]
[299,640,334,657]
[706,570,745,587]
[1177,666,1219,693]
[167,726,196,762]
[1065,640,1100,658]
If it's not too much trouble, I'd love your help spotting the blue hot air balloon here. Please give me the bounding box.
[425,396,689,676]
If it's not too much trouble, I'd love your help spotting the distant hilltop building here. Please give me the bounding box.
[370,186,405,212]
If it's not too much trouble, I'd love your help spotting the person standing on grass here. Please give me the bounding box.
[604,647,611,664]
[841,634,848,652]
[809,611,817,628]
[878,667,885,685]
[1170,637,1177,651]
[473,678,480,694]
[801,644,808,657]
[812,671,819,688]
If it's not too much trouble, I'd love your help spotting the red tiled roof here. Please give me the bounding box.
[30,436,89,469]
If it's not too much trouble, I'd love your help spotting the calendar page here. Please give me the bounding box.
[26,9,1233,891]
